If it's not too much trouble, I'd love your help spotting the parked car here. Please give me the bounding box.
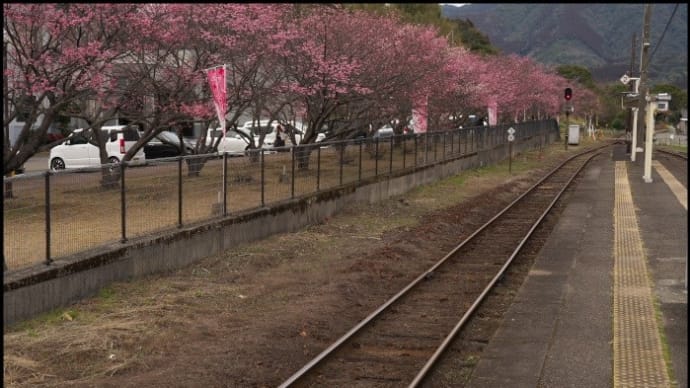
[143,131,195,159]
[373,125,395,139]
[206,127,254,155]
[49,125,146,170]
[240,120,303,148]
[280,124,304,146]
[44,125,65,145]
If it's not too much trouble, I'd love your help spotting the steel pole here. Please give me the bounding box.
[631,107,639,162]
[565,111,570,151]
[631,79,641,162]
[261,150,265,205]
[223,152,228,215]
[121,163,128,240]
[45,172,52,264]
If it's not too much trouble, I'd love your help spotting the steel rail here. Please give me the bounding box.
[656,147,688,160]
[409,150,601,387]
[279,144,609,388]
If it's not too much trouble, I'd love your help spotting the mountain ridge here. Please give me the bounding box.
[442,4,688,88]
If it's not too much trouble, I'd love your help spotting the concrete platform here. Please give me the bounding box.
[467,151,687,388]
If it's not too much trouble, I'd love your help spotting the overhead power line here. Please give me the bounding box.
[648,3,679,63]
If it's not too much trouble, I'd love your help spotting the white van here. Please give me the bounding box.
[240,120,303,148]
[49,125,146,170]
[205,127,254,155]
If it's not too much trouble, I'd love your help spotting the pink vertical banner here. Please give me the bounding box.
[207,65,227,135]
[487,99,497,126]
[412,95,428,134]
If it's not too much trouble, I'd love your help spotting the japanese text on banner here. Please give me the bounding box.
[207,66,227,135]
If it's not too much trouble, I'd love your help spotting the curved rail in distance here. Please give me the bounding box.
[656,147,688,160]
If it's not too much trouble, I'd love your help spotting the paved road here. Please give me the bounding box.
[21,152,49,173]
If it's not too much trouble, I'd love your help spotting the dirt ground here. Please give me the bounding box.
[3,142,592,387]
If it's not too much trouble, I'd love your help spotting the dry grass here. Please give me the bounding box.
[4,133,588,270]
[3,138,446,269]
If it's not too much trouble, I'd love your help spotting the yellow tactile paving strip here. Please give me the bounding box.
[613,162,671,388]
[653,160,687,210]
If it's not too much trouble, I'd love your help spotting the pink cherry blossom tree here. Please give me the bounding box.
[3,3,141,175]
[111,4,294,170]
[4,3,597,180]
[276,7,452,143]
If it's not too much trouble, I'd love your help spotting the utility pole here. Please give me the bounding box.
[643,98,656,182]
[626,33,636,153]
[636,4,651,155]
[3,40,7,125]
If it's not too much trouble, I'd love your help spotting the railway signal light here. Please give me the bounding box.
[564,88,572,101]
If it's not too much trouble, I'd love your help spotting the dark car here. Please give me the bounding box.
[144,131,195,159]
[44,125,65,145]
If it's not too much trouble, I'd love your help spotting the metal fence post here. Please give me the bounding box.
[458,129,462,155]
[375,138,379,177]
[425,132,429,165]
[339,143,344,185]
[479,128,483,151]
[466,130,470,154]
[471,129,474,153]
[403,136,407,169]
[414,135,418,169]
[458,130,460,155]
[291,147,295,199]
[358,141,362,182]
[223,152,228,215]
[316,146,321,191]
[120,163,127,241]
[178,157,182,228]
[261,150,265,206]
[469,130,472,153]
[433,132,438,162]
[446,132,455,157]
[45,171,52,265]
[389,136,393,176]
[443,132,446,160]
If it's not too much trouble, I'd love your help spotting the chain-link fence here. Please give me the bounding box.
[3,120,558,272]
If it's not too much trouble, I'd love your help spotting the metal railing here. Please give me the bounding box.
[3,120,558,272]
[654,134,687,147]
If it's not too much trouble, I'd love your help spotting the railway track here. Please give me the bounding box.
[279,145,609,387]
[656,147,688,161]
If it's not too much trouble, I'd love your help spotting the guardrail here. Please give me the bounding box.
[3,120,558,272]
